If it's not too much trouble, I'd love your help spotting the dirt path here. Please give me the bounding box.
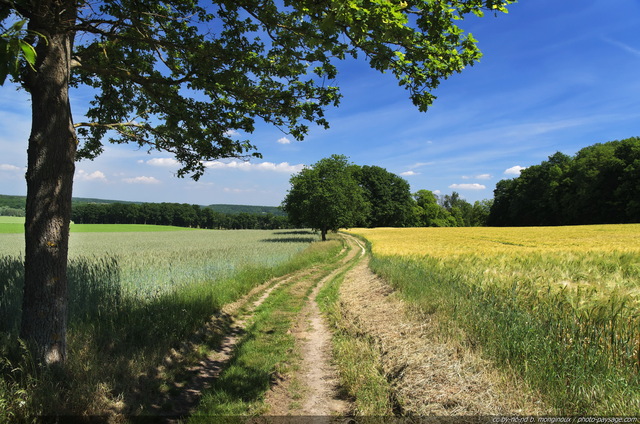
[146,236,361,421]
[297,278,347,415]
[263,236,364,416]
[145,233,548,421]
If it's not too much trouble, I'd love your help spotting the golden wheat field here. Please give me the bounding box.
[349,224,640,258]
[349,224,640,302]
[348,225,640,413]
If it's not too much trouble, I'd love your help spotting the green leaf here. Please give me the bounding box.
[19,40,36,67]
[0,38,17,85]
[7,19,28,34]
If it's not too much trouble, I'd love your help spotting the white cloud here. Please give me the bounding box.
[223,187,257,193]
[277,137,292,145]
[204,160,304,173]
[463,173,492,180]
[75,170,107,182]
[448,183,486,190]
[0,164,21,172]
[255,162,304,173]
[147,158,179,167]
[476,173,492,180]
[408,162,433,169]
[224,129,240,137]
[400,170,420,176]
[603,37,640,58]
[123,176,160,184]
[504,165,526,176]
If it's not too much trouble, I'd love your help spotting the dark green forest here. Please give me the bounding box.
[0,194,137,216]
[283,156,491,234]
[354,165,492,228]
[71,202,290,229]
[488,136,640,226]
[0,195,289,230]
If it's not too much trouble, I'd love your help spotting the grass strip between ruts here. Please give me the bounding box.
[188,239,344,419]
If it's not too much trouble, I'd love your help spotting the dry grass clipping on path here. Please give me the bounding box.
[339,257,551,416]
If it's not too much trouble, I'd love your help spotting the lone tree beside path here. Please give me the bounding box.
[282,154,368,241]
[0,0,513,366]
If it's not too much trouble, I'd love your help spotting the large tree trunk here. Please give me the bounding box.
[20,6,77,366]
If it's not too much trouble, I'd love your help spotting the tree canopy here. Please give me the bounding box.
[488,137,640,226]
[355,165,416,227]
[413,189,490,227]
[3,0,513,176]
[71,202,291,229]
[1,0,512,365]
[282,155,368,240]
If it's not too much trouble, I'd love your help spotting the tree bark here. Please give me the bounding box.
[20,4,77,366]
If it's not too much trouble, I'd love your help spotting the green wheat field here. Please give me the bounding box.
[0,222,323,419]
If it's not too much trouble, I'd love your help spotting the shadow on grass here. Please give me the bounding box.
[0,255,123,336]
[0,242,336,420]
[272,230,315,235]
[0,255,235,419]
[260,237,317,244]
[0,256,24,335]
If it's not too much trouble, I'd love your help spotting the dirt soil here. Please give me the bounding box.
[262,242,361,416]
[263,236,366,416]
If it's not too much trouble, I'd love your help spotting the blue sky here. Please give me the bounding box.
[1,0,640,206]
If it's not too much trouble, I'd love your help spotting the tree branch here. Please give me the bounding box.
[77,63,194,86]
[73,120,146,130]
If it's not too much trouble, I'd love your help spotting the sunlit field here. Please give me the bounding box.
[353,225,640,256]
[348,225,640,414]
[1,227,316,295]
[0,216,25,234]
[352,225,640,300]
[0,226,324,420]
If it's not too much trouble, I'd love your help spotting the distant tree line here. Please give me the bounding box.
[488,136,640,226]
[208,204,285,216]
[0,194,26,209]
[283,155,490,239]
[71,202,291,230]
[0,194,135,217]
[0,206,25,217]
[413,190,492,227]
[0,195,26,216]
